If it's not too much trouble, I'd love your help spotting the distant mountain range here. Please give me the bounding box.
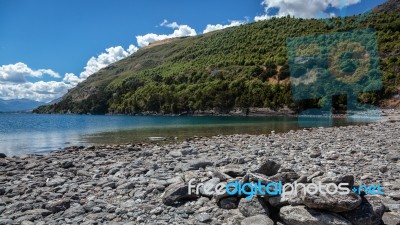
[0,99,45,112]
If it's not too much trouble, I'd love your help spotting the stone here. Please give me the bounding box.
[218,197,240,209]
[161,182,198,205]
[0,159,7,167]
[181,159,213,171]
[386,152,400,162]
[312,175,355,188]
[246,172,271,184]
[63,204,85,218]
[46,178,66,187]
[280,205,352,225]
[307,171,324,183]
[116,182,135,190]
[299,191,362,213]
[199,178,220,197]
[340,196,385,225]
[0,219,13,225]
[197,213,212,223]
[220,165,247,177]
[254,160,281,176]
[46,199,70,213]
[382,212,400,225]
[269,171,300,183]
[238,197,270,217]
[61,160,74,169]
[240,215,274,225]
[0,153,6,158]
[24,209,52,218]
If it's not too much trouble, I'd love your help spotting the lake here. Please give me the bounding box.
[0,114,357,156]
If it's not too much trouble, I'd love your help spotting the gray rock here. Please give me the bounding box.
[221,164,247,177]
[199,178,220,197]
[197,213,212,223]
[61,160,74,169]
[0,219,13,225]
[247,172,271,185]
[386,152,400,162]
[63,204,85,218]
[340,196,385,225]
[280,205,352,225]
[181,159,213,171]
[299,191,362,213]
[238,197,270,217]
[219,197,240,209]
[45,199,70,213]
[312,175,354,188]
[0,159,7,167]
[116,182,135,190]
[46,178,66,187]
[254,160,281,176]
[269,171,300,183]
[382,212,400,225]
[161,182,198,205]
[307,171,324,183]
[0,153,6,158]
[240,215,274,225]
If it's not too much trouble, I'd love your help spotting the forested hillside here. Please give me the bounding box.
[34,11,400,115]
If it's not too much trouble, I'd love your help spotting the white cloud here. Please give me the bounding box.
[0,80,72,102]
[203,20,245,34]
[255,0,362,21]
[79,45,139,79]
[0,62,60,83]
[136,20,197,47]
[63,73,82,86]
[0,20,197,102]
[0,44,139,102]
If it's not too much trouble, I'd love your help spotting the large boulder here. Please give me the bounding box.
[312,175,355,189]
[280,205,352,225]
[161,182,198,205]
[340,196,386,225]
[269,171,300,183]
[254,160,281,176]
[238,197,270,217]
[382,212,400,225]
[299,191,362,213]
[221,164,247,178]
[0,153,7,158]
[241,215,274,225]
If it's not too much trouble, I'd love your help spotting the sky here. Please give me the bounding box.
[0,0,387,102]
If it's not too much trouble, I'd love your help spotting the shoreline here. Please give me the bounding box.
[1,117,400,224]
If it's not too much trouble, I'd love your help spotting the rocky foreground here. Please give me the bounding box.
[1,121,400,225]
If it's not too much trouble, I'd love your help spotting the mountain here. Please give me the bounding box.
[373,0,400,13]
[0,99,45,112]
[34,10,400,115]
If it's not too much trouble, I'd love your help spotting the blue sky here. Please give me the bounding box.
[0,0,387,102]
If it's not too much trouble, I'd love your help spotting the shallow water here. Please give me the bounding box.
[0,114,358,156]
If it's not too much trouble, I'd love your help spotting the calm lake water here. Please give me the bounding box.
[0,114,357,156]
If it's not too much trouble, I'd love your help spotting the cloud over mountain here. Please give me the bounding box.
[203,20,245,34]
[255,0,362,20]
[136,20,197,47]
